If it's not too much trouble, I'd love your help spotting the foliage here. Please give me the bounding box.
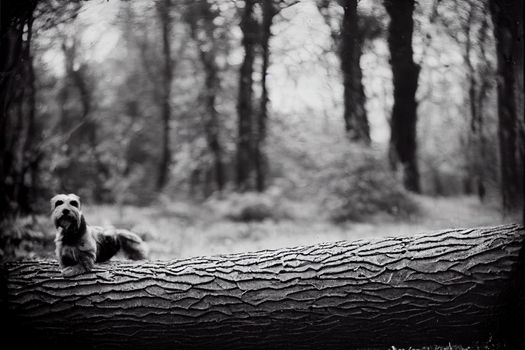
[0,216,55,260]
[266,119,418,222]
[205,188,292,222]
[321,147,419,222]
[1,0,521,218]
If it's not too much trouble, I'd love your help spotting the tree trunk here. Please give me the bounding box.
[64,39,111,201]
[489,0,524,215]
[384,0,421,193]
[201,53,226,193]
[187,0,226,193]
[254,0,275,192]
[11,15,36,215]
[461,4,490,202]
[340,0,370,143]
[156,0,174,191]
[61,37,111,201]
[0,0,38,219]
[2,224,524,349]
[236,0,258,192]
[18,15,37,213]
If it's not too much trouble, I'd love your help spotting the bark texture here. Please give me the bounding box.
[2,225,525,349]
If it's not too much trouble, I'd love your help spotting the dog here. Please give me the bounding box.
[51,193,148,277]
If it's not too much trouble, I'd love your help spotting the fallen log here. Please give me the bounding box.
[1,224,524,349]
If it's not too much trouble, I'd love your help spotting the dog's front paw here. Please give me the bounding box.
[62,266,85,277]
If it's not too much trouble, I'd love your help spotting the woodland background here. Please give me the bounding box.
[0,0,523,262]
[0,1,524,348]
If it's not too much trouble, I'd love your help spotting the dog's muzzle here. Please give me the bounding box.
[53,208,81,230]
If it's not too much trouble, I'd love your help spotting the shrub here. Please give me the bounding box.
[0,215,55,260]
[205,188,291,222]
[321,147,419,222]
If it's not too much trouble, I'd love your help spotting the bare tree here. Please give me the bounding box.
[186,0,226,192]
[236,0,258,191]
[439,0,494,200]
[489,0,524,216]
[384,0,421,193]
[340,0,370,143]
[0,0,39,218]
[60,36,111,201]
[254,0,279,192]
[155,0,174,191]
[119,1,187,197]
[316,0,370,143]
[240,0,298,193]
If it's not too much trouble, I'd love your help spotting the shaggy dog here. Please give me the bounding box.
[51,193,147,277]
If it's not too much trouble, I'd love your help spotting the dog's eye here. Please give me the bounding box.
[55,200,63,207]
[70,201,79,208]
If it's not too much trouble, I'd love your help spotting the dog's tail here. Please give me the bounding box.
[116,230,148,260]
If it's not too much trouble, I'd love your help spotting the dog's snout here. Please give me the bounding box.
[62,208,70,215]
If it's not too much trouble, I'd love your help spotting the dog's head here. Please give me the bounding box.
[50,193,83,230]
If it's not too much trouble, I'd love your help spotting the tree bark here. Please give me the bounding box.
[489,0,524,215]
[340,0,370,143]
[156,0,174,191]
[384,0,421,193]
[236,0,258,192]
[2,224,524,349]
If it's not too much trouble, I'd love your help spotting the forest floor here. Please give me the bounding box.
[3,194,515,261]
[89,194,514,260]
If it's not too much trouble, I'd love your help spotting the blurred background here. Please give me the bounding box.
[0,0,523,261]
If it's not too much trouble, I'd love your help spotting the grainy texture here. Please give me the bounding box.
[2,224,524,349]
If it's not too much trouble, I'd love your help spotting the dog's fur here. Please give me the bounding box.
[51,193,147,277]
